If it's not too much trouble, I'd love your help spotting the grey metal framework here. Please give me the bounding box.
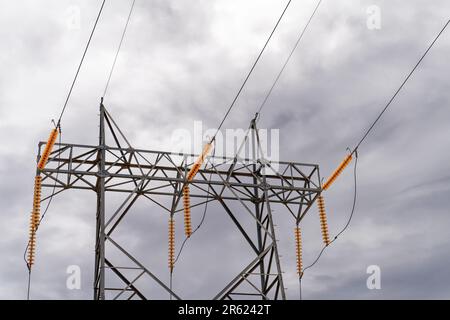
[36,102,321,300]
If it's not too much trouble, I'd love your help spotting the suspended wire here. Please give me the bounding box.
[256,0,323,118]
[57,0,107,126]
[214,0,323,163]
[31,0,446,301]
[298,19,449,299]
[25,125,62,300]
[211,0,293,142]
[102,0,136,99]
[352,19,450,154]
[27,268,32,300]
[299,277,302,300]
[181,2,302,241]
[194,0,322,286]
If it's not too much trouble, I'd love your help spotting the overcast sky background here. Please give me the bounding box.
[1,0,450,300]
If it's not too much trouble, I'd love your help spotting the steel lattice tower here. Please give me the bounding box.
[36,101,321,300]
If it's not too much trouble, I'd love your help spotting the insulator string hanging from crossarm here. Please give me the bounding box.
[168,217,175,272]
[300,152,359,283]
[27,175,42,270]
[295,226,303,276]
[182,186,192,237]
[26,126,63,300]
[182,143,213,238]
[316,194,330,246]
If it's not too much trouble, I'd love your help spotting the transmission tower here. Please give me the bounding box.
[36,101,321,300]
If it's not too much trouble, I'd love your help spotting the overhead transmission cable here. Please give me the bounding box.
[224,0,323,161]
[351,19,450,154]
[211,0,293,142]
[299,19,450,298]
[102,0,136,99]
[175,0,294,267]
[256,0,323,119]
[57,0,107,126]
[172,1,295,289]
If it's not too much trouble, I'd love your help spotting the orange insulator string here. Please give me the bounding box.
[168,217,175,272]
[317,194,330,246]
[182,143,212,238]
[187,143,212,181]
[27,175,42,269]
[37,128,58,170]
[182,186,192,237]
[295,226,303,276]
[322,153,352,190]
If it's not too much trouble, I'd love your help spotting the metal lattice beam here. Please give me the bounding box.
[37,103,321,300]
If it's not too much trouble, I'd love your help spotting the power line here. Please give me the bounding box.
[217,0,323,171]
[256,0,323,118]
[176,0,298,272]
[103,0,136,99]
[298,19,450,299]
[353,19,450,153]
[57,0,107,126]
[212,0,293,142]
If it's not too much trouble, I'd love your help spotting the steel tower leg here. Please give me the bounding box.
[212,119,287,300]
[254,120,286,299]
[251,121,267,298]
[94,99,106,300]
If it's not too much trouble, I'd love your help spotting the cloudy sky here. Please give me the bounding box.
[1,0,450,300]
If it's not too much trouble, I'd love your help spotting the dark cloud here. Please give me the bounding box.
[1,0,450,299]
